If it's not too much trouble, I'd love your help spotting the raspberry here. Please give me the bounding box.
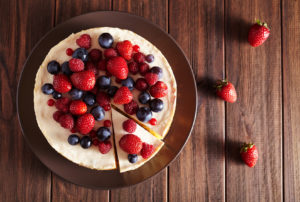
[139,62,150,76]
[53,111,64,122]
[96,91,110,108]
[113,86,133,104]
[104,48,118,59]
[122,119,137,133]
[76,34,91,49]
[76,113,95,134]
[144,72,158,86]
[119,134,142,154]
[88,49,102,62]
[135,78,149,91]
[133,52,145,63]
[104,120,111,127]
[59,114,74,129]
[55,97,70,113]
[89,130,97,138]
[106,71,112,77]
[53,74,72,93]
[141,142,155,159]
[69,100,87,115]
[47,99,55,106]
[124,100,139,115]
[69,58,84,72]
[103,105,111,111]
[71,127,77,133]
[149,81,168,98]
[128,61,139,75]
[85,61,98,75]
[66,48,73,56]
[116,40,133,60]
[97,60,106,71]
[133,45,140,52]
[149,118,157,125]
[93,139,100,146]
[98,141,112,154]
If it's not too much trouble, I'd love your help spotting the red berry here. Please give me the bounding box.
[55,97,70,113]
[135,78,149,91]
[103,105,111,111]
[69,100,87,115]
[69,58,84,72]
[216,80,237,103]
[88,49,102,62]
[104,120,111,127]
[139,62,150,76]
[66,48,73,56]
[113,86,133,104]
[240,143,258,167]
[59,114,74,129]
[89,86,98,94]
[106,56,128,80]
[85,61,98,75]
[133,52,145,63]
[128,61,139,75]
[70,70,96,91]
[76,113,95,134]
[124,100,139,115]
[98,141,112,154]
[71,127,77,133]
[53,111,64,122]
[141,142,155,159]
[115,78,122,84]
[122,119,137,133]
[104,48,118,59]
[92,139,100,146]
[106,71,112,77]
[119,134,142,154]
[47,99,55,106]
[248,20,270,47]
[53,74,72,93]
[76,34,91,49]
[145,72,158,86]
[133,45,140,52]
[149,81,168,98]
[89,130,97,138]
[96,91,110,108]
[97,60,106,71]
[149,118,157,125]
[116,40,133,60]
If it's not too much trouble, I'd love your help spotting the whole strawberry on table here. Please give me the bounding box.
[240,143,258,168]
[248,19,270,47]
[216,79,237,103]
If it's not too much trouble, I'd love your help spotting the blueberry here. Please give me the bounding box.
[42,83,54,95]
[47,60,60,75]
[121,77,135,90]
[136,107,152,122]
[83,92,96,106]
[69,88,83,100]
[97,76,111,89]
[149,66,163,79]
[107,86,118,97]
[97,127,111,141]
[52,91,62,99]
[98,33,114,48]
[80,136,92,149]
[72,48,88,62]
[91,106,105,121]
[138,91,151,104]
[68,134,80,145]
[149,99,164,112]
[145,54,154,63]
[61,61,72,76]
[128,154,138,163]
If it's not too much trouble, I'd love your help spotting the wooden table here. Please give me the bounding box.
[1,0,299,201]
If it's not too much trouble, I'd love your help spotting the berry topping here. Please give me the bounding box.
[98,33,113,48]
[85,61,98,75]
[104,48,118,59]
[53,74,72,93]
[83,92,96,106]
[103,105,111,111]
[133,45,140,52]
[141,143,155,159]
[149,66,163,79]
[128,61,139,75]
[68,134,80,145]
[59,114,74,129]
[121,77,135,90]
[98,141,112,154]
[136,107,152,122]
[66,48,74,56]
[70,70,96,91]
[71,128,77,133]
[139,62,150,76]
[92,139,100,146]
[76,113,95,134]
[69,100,87,115]
[89,130,97,138]
[53,111,64,122]
[133,52,145,63]
[149,118,157,125]
[122,119,137,133]
[124,100,139,115]
[106,56,128,80]
[72,48,88,62]
[128,154,138,163]
[76,34,91,49]
[90,106,105,121]
[69,58,84,72]
[135,78,149,91]
[149,81,168,98]
[52,91,62,99]
[42,83,54,95]
[88,49,102,62]
[115,78,122,84]
[113,86,133,104]
[119,134,142,154]
[61,62,73,76]
[97,76,111,89]
[145,54,154,63]
[47,99,55,106]
[55,97,70,113]
[47,61,60,75]
[145,72,158,86]
[96,91,110,108]
[97,60,106,71]
[80,136,92,149]
[96,127,111,141]
[116,40,133,60]
[104,120,111,127]
[149,98,164,112]
[138,91,151,104]
[69,88,83,100]
[107,86,118,97]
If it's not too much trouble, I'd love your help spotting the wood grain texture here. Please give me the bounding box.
[51,1,111,201]
[169,0,225,201]
[282,0,300,201]
[110,1,168,201]
[0,0,54,201]
[225,0,282,201]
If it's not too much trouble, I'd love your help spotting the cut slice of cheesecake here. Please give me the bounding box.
[111,108,164,173]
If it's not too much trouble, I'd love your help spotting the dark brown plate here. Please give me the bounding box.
[17,11,197,189]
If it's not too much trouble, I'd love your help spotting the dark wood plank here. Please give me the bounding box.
[168,0,225,201]
[0,0,54,201]
[110,1,168,202]
[51,1,111,201]
[282,0,300,201]
[225,0,282,201]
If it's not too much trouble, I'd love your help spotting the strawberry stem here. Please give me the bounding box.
[240,143,254,153]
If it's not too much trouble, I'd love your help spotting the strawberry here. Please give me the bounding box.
[149,81,168,98]
[59,114,74,129]
[76,34,91,49]
[240,143,258,167]
[98,141,112,154]
[55,97,70,113]
[96,91,110,108]
[145,72,158,86]
[122,119,137,133]
[85,61,98,75]
[104,48,118,59]
[216,79,237,103]
[53,74,72,93]
[53,111,64,122]
[106,57,128,80]
[97,60,106,71]
[248,19,270,47]
[69,100,87,115]
[113,86,133,104]
[76,113,95,134]
[124,100,139,115]
[119,134,142,154]
[70,70,96,91]
[116,40,133,60]
[69,58,84,72]
[88,49,102,62]
[141,142,155,159]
